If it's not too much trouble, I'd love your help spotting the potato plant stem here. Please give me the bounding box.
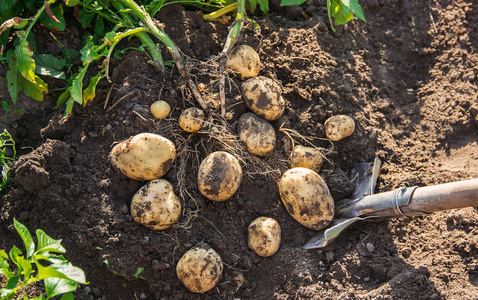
[203,2,238,21]
[111,1,165,71]
[22,0,55,41]
[119,0,209,112]
[219,0,245,117]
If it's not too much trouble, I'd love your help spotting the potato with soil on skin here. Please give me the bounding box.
[238,113,276,156]
[197,151,242,201]
[248,217,281,257]
[179,107,205,133]
[324,115,355,142]
[176,242,223,293]
[130,179,181,230]
[150,100,171,119]
[289,145,324,172]
[226,45,260,81]
[109,133,175,181]
[241,76,285,121]
[278,167,334,231]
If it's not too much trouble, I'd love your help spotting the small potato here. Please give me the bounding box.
[197,151,242,201]
[279,168,334,231]
[176,243,223,293]
[131,179,181,230]
[324,115,355,142]
[150,100,171,119]
[241,76,285,121]
[289,145,324,172]
[226,45,260,81]
[179,107,205,133]
[248,217,281,257]
[238,113,276,156]
[109,133,175,181]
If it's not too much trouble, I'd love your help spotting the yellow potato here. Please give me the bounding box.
[176,243,223,293]
[226,45,260,81]
[324,115,355,142]
[130,179,181,230]
[238,113,276,156]
[179,107,205,133]
[109,133,175,181]
[278,168,334,231]
[248,217,281,257]
[241,76,285,121]
[150,100,171,119]
[289,145,324,172]
[197,151,242,201]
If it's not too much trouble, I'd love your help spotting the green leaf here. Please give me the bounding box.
[13,218,35,258]
[79,7,95,29]
[36,229,66,253]
[56,86,71,107]
[39,4,66,31]
[19,74,48,102]
[60,292,75,300]
[94,15,104,36]
[133,267,145,280]
[280,0,307,6]
[36,253,68,264]
[15,40,37,83]
[16,254,33,280]
[9,245,22,267]
[82,72,102,106]
[257,0,269,13]
[6,50,19,104]
[0,249,8,259]
[1,101,11,112]
[63,0,81,6]
[0,0,16,15]
[34,54,66,79]
[80,36,102,63]
[37,262,87,284]
[70,65,88,104]
[62,48,80,65]
[45,278,80,298]
[329,0,365,25]
[0,275,20,298]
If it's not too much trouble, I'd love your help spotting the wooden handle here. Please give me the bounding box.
[372,179,478,217]
[404,179,478,214]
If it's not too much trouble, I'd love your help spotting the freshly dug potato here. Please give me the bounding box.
[241,76,285,121]
[109,133,175,181]
[150,100,171,119]
[176,243,223,293]
[238,113,276,156]
[131,179,181,230]
[324,115,355,142]
[179,107,205,133]
[226,45,260,81]
[248,217,281,257]
[197,151,242,201]
[278,167,334,231]
[289,145,324,172]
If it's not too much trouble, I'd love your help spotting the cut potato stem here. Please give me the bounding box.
[218,0,246,117]
[119,0,209,113]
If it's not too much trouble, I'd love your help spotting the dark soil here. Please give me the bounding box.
[2,0,478,299]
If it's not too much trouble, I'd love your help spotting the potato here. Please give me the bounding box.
[109,133,175,181]
[226,45,260,81]
[150,100,171,119]
[179,107,205,133]
[248,217,281,257]
[197,151,242,201]
[176,242,223,293]
[324,115,355,142]
[130,179,181,230]
[238,113,276,156]
[241,76,285,121]
[289,145,324,172]
[278,168,334,231]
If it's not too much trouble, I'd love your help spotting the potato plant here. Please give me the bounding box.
[0,219,87,300]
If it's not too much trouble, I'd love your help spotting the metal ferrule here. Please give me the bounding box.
[336,186,425,218]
